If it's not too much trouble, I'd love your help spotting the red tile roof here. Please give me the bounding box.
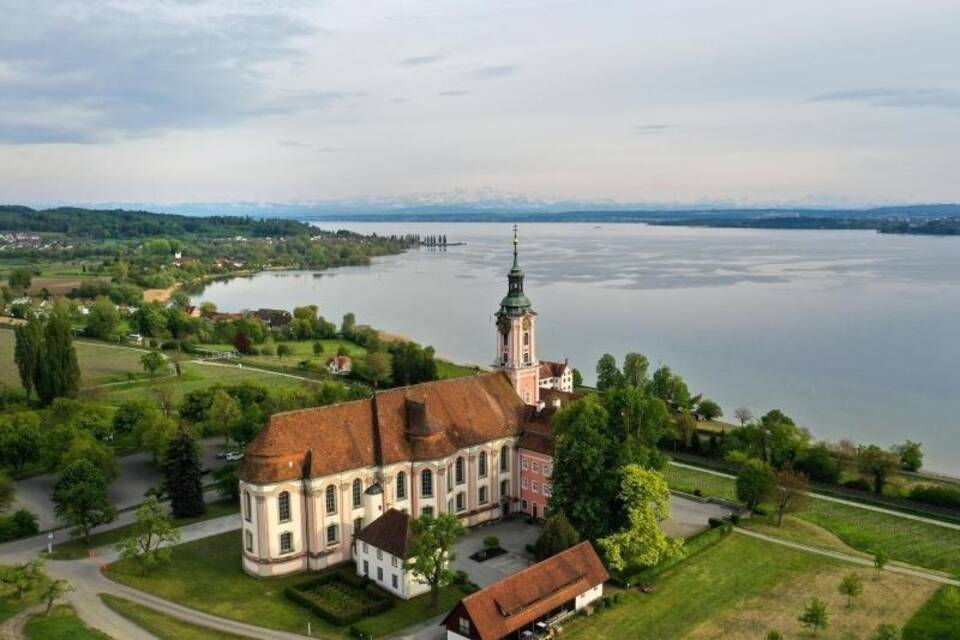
[443,541,608,639]
[238,372,527,484]
[538,360,568,379]
[356,509,413,559]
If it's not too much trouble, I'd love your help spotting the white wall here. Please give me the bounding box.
[575,583,604,610]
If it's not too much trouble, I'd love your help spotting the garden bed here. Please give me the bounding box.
[469,546,508,562]
[285,569,393,626]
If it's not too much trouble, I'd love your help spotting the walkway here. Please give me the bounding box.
[669,460,960,531]
[191,359,318,382]
[0,605,43,640]
[733,527,960,587]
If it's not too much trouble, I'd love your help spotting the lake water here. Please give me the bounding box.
[191,222,960,474]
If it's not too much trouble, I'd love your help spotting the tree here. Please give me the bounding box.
[341,312,356,338]
[213,462,239,501]
[140,351,167,376]
[771,469,809,526]
[312,341,324,356]
[838,572,863,608]
[41,578,74,614]
[52,460,116,544]
[697,398,722,422]
[0,412,42,473]
[0,472,13,513]
[207,389,242,443]
[116,496,181,576]
[795,443,840,484]
[534,513,580,560]
[595,354,623,391]
[359,351,392,388]
[597,465,682,571]
[13,314,43,399]
[7,268,32,291]
[405,513,465,608]
[35,307,80,405]
[858,445,900,494]
[798,598,829,636]
[547,396,617,540]
[734,406,753,427]
[61,433,118,482]
[874,549,888,573]
[622,352,650,388]
[0,557,44,599]
[85,297,120,340]
[163,428,205,518]
[572,368,583,388]
[233,331,250,354]
[276,343,293,359]
[893,441,923,472]
[133,410,177,463]
[736,458,775,512]
[871,624,900,640]
[112,400,158,436]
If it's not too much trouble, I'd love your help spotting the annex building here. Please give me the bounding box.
[237,227,576,580]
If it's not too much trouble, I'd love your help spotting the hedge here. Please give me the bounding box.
[284,570,394,627]
[910,485,960,510]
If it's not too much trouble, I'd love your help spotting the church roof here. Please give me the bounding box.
[237,372,527,484]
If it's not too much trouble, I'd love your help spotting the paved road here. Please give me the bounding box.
[669,460,960,531]
[664,495,735,538]
[15,437,229,530]
[733,527,960,586]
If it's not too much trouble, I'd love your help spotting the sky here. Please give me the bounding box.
[1,0,959,208]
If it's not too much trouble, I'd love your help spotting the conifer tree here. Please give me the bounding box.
[164,428,206,518]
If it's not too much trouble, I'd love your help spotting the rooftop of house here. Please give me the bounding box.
[443,541,608,639]
[356,508,414,559]
[538,359,569,379]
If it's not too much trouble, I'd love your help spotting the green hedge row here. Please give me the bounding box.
[284,570,394,627]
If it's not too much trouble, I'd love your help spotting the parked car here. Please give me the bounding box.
[225,451,244,462]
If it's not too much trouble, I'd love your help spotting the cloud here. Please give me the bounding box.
[399,54,443,66]
[437,90,470,97]
[467,64,521,80]
[0,1,345,144]
[808,87,960,110]
[633,124,671,133]
[278,141,341,152]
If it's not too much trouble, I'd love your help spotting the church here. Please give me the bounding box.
[236,227,575,579]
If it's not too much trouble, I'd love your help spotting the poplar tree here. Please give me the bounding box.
[36,307,80,405]
[13,313,43,399]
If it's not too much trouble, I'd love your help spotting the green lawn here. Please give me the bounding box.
[0,329,147,389]
[92,361,315,404]
[436,359,483,380]
[49,499,239,560]
[104,530,461,639]
[563,533,836,639]
[24,605,111,640]
[664,463,960,574]
[903,586,960,640]
[101,594,253,640]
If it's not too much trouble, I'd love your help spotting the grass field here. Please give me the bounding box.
[0,329,147,389]
[101,594,253,640]
[105,530,462,639]
[903,586,960,640]
[664,463,960,574]
[23,605,111,640]
[436,359,483,380]
[565,532,935,640]
[88,361,316,405]
[49,499,239,560]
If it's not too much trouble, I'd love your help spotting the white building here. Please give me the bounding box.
[538,359,574,393]
[354,508,429,599]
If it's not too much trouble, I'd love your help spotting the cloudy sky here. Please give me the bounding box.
[1,0,959,207]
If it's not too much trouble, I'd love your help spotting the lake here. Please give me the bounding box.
[191,222,960,474]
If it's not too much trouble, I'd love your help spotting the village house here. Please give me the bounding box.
[354,508,429,599]
[326,355,353,375]
[442,541,608,640]
[537,359,574,393]
[236,227,574,578]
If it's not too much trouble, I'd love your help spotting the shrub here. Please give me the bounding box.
[148,338,158,348]
[453,570,469,585]
[693,488,703,497]
[707,517,724,529]
[160,340,179,351]
[459,582,480,594]
[909,485,960,510]
[260,345,275,356]
[247,346,260,356]
[843,478,873,492]
[483,535,500,548]
[0,509,39,542]
[728,513,740,525]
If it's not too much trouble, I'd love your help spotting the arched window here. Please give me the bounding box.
[421,469,433,497]
[396,471,406,500]
[478,451,487,478]
[325,485,337,514]
[243,491,251,522]
[500,446,509,472]
[455,457,465,485]
[277,491,291,523]
[352,479,363,508]
[523,332,529,346]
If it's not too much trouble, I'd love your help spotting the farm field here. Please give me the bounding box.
[664,463,960,574]
[0,329,147,388]
[564,532,936,640]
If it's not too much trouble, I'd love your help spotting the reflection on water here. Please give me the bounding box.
[191,223,960,474]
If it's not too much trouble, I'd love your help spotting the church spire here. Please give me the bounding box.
[499,224,531,316]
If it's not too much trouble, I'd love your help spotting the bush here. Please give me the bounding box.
[483,535,500,548]
[160,340,179,351]
[247,346,260,356]
[459,581,480,594]
[910,485,960,510]
[260,345,275,356]
[728,513,740,525]
[693,488,703,497]
[843,478,873,492]
[707,517,724,529]
[0,509,39,542]
[452,570,469,585]
[148,338,158,348]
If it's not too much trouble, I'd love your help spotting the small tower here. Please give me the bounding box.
[493,225,539,405]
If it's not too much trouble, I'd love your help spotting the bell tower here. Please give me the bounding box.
[493,225,540,405]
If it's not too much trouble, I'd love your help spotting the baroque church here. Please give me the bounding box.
[236,227,576,582]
